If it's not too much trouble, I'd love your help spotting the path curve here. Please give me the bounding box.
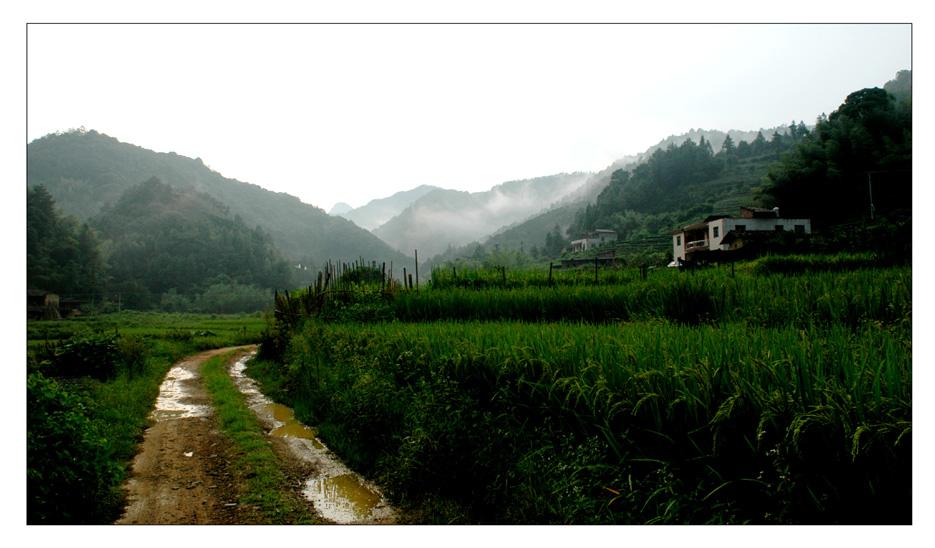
[116,346,264,524]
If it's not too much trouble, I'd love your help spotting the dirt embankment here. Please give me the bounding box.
[115,346,318,525]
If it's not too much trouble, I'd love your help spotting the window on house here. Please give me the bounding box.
[676,235,681,246]
[775,225,784,231]
[713,226,719,238]
[795,225,805,234]
[736,224,746,232]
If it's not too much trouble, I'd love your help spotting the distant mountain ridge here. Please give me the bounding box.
[421,124,801,267]
[370,172,591,257]
[328,202,354,215]
[27,129,411,271]
[333,184,441,230]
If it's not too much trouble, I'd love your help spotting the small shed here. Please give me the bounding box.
[27,289,61,321]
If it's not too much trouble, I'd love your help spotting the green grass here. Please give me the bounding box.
[253,261,911,524]
[26,312,271,524]
[27,310,267,348]
[200,353,318,524]
[262,317,909,524]
[393,264,910,328]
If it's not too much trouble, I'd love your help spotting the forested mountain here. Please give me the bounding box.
[433,70,911,271]
[371,173,590,257]
[333,184,441,230]
[425,124,799,268]
[26,129,410,269]
[88,178,295,310]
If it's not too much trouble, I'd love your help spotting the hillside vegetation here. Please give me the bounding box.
[427,71,912,271]
[26,129,410,268]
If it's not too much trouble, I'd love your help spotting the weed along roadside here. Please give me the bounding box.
[227,352,396,523]
[117,343,395,524]
[116,347,258,524]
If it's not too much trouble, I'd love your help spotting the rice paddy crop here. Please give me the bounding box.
[253,260,911,523]
[208,258,916,523]
[393,265,910,328]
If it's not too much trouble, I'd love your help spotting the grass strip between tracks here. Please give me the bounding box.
[201,352,317,524]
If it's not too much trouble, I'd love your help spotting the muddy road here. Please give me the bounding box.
[115,346,394,525]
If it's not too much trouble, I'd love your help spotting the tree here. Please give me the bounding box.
[751,131,767,155]
[760,87,911,222]
[27,186,107,296]
[719,134,735,155]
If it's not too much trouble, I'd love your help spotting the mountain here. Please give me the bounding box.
[422,125,798,268]
[26,129,411,272]
[333,184,441,230]
[89,177,295,309]
[371,173,590,257]
[329,202,354,215]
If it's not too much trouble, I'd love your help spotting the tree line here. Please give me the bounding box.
[566,74,911,249]
[27,177,295,313]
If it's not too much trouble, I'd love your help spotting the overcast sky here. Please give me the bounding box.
[26,22,911,211]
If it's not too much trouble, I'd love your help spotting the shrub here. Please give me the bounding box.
[27,373,121,523]
[44,334,150,380]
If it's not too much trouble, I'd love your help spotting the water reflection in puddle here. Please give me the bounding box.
[304,473,385,522]
[228,354,395,523]
[152,364,211,419]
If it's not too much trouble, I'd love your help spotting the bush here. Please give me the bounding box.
[44,334,149,380]
[27,373,121,523]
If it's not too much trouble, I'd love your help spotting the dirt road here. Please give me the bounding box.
[115,346,318,525]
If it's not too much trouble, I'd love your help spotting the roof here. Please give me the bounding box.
[740,206,780,218]
[670,221,708,234]
[720,229,777,245]
[27,288,57,297]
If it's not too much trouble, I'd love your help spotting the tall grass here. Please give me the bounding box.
[394,266,910,328]
[251,261,912,523]
[252,315,911,524]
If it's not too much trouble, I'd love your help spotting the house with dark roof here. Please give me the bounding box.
[669,207,811,264]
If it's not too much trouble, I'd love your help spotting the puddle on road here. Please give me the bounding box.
[253,403,325,448]
[229,354,395,523]
[151,363,211,420]
[305,473,386,523]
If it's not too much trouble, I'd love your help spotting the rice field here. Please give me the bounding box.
[254,259,912,524]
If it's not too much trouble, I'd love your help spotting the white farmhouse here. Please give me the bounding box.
[670,207,811,264]
[570,229,618,253]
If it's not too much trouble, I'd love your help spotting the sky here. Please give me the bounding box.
[25,20,912,212]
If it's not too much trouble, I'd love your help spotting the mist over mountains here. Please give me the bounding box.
[329,125,802,261]
[333,184,441,231]
[368,173,591,257]
[31,69,909,286]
